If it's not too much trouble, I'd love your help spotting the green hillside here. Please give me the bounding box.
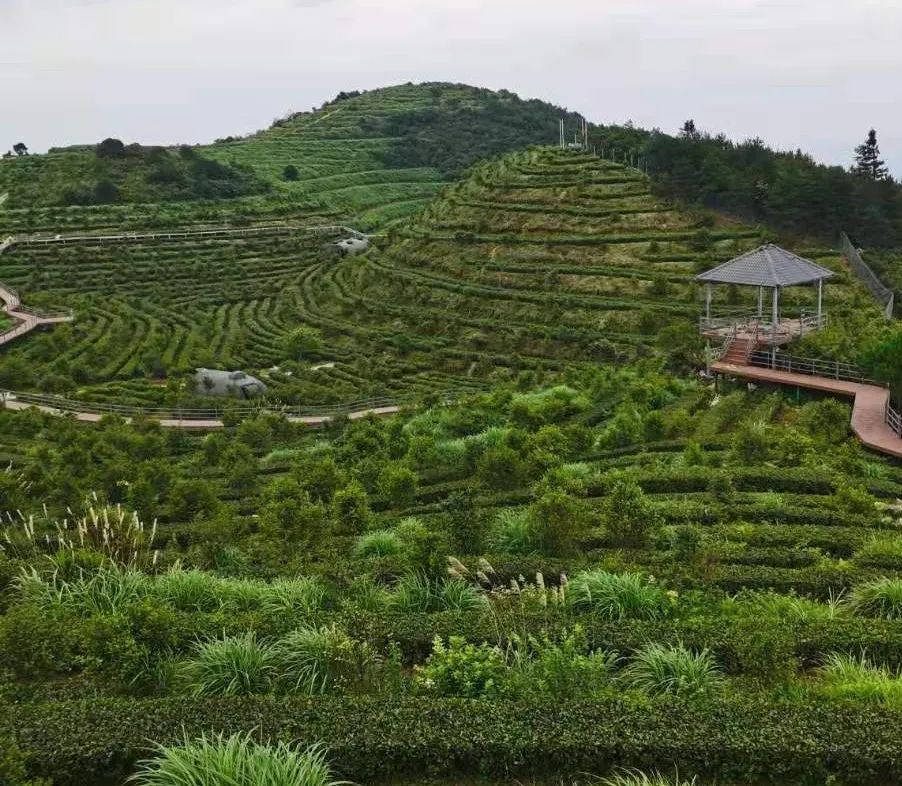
[0,83,582,237]
[3,82,902,786]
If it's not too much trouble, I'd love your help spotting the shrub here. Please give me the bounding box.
[377,464,418,508]
[509,628,618,699]
[527,489,592,555]
[568,570,669,621]
[183,633,275,696]
[848,578,902,620]
[602,480,659,548]
[129,732,341,786]
[354,530,404,558]
[414,635,508,698]
[476,445,524,490]
[274,626,376,695]
[332,481,372,535]
[623,642,724,697]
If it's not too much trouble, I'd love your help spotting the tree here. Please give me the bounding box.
[96,138,126,158]
[854,129,889,180]
[282,326,322,360]
[679,120,700,141]
[861,328,902,407]
[282,164,300,181]
[12,142,28,156]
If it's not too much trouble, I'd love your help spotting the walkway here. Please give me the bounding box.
[0,280,74,348]
[712,358,902,459]
[1,395,402,430]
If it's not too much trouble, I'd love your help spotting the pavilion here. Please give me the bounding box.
[696,244,834,347]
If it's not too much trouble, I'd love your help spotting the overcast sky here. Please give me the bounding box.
[2,0,899,174]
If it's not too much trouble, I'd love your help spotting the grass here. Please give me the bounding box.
[622,643,724,697]
[274,625,369,695]
[566,570,668,621]
[184,633,275,696]
[818,652,902,707]
[847,577,902,619]
[129,732,344,786]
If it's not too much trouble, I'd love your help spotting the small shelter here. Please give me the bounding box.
[327,237,369,257]
[696,244,834,346]
[194,368,267,399]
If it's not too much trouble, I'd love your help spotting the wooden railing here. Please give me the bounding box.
[748,350,881,385]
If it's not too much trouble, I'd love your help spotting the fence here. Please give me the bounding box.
[0,388,466,424]
[841,232,894,320]
[887,401,902,438]
[9,224,368,249]
[748,350,882,385]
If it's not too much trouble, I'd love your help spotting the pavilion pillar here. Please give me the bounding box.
[772,286,780,356]
[705,283,712,322]
[817,279,823,322]
[757,286,763,318]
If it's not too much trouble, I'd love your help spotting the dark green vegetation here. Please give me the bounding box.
[3,370,902,784]
[590,123,902,248]
[0,146,887,404]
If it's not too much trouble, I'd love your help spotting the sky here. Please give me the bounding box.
[1,0,900,174]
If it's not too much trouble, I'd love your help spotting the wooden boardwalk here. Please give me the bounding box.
[0,282,74,348]
[712,359,902,459]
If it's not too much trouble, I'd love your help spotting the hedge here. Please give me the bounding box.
[6,695,902,785]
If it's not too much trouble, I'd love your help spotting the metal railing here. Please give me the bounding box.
[0,388,467,423]
[701,312,827,342]
[887,401,902,438]
[11,224,369,248]
[748,350,882,385]
[841,232,894,320]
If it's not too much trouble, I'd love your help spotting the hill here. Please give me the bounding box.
[0,83,583,236]
[0,145,885,406]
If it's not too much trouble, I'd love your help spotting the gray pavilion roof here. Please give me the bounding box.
[695,244,835,287]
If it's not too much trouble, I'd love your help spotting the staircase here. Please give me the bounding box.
[720,337,756,366]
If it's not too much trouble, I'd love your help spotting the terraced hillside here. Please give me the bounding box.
[295,147,886,379]
[0,83,582,237]
[0,146,885,407]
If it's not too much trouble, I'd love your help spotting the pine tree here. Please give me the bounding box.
[854,129,889,180]
[679,119,700,141]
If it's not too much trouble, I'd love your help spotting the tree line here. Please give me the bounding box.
[591,123,901,248]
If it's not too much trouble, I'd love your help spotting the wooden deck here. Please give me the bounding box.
[712,360,902,459]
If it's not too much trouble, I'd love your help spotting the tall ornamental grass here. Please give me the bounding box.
[818,652,902,707]
[567,569,668,620]
[129,733,345,786]
[847,577,902,619]
[623,642,724,697]
[184,633,275,696]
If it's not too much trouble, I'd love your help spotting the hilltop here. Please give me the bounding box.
[0,83,583,235]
